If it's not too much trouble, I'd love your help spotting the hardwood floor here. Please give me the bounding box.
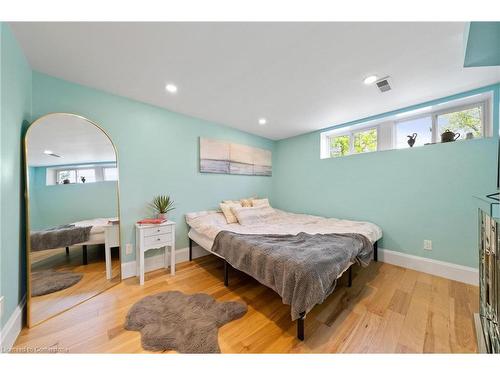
[14,255,479,353]
[30,245,120,326]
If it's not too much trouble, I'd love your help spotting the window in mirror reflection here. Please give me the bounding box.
[103,167,118,181]
[77,168,96,183]
[57,169,77,184]
[50,163,117,185]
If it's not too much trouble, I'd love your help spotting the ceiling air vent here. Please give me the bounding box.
[375,77,392,93]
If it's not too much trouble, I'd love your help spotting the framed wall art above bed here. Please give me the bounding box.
[199,138,272,176]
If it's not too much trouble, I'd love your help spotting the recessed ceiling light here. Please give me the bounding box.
[165,83,178,94]
[258,118,267,125]
[43,150,61,158]
[363,75,378,85]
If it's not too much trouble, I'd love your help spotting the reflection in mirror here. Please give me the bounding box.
[26,113,121,327]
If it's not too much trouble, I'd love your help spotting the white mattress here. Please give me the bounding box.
[72,217,118,234]
[187,208,381,281]
[82,232,105,245]
[188,228,223,258]
[188,228,215,252]
[186,209,382,244]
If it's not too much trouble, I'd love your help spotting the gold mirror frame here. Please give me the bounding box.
[24,113,122,328]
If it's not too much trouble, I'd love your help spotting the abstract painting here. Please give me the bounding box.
[199,138,272,176]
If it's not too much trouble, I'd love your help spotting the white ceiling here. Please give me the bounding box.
[11,22,500,140]
[27,113,116,166]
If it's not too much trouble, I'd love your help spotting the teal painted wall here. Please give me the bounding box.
[272,84,500,268]
[28,166,118,230]
[1,20,498,334]
[31,72,275,263]
[464,22,500,67]
[0,24,32,328]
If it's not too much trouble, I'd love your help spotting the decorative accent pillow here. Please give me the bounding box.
[240,198,254,207]
[231,206,276,225]
[251,198,270,208]
[220,202,242,224]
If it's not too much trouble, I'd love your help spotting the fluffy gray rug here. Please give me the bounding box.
[124,291,247,353]
[31,269,83,297]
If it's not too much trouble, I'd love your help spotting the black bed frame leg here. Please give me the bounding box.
[189,238,193,261]
[348,265,352,287]
[82,245,88,265]
[223,260,229,286]
[297,312,305,341]
[374,241,378,262]
[66,247,70,255]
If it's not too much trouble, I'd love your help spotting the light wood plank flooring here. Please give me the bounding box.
[30,245,120,326]
[14,256,479,353]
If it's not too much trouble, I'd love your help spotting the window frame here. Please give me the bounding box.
[320,92,492,159]
[432,101,488,142]
[76,168,97,183]
[52,163,118,185]
[394,114,433,149]
[351,126,379,155]
[56,169,77,184]
[103,166,119,182]
[327,125,379,158]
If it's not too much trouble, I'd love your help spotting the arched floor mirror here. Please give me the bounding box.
[25,113,121,327]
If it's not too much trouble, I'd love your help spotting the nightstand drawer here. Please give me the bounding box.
[144,233,171,247]
[143,225,172,237]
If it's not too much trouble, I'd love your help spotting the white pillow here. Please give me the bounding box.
[222,199,240,204]
[185,210,227,228]
[220,202,242,224]
[251,198,270,208]
[185,210,221,221]
[231,206,276,225]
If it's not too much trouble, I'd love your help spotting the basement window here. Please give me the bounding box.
[48,163,118,185]
[395,116,432,149]
[328,128,378,157]
[57,170,77,184]
[436,104,484,142]
[320,91,493,159]
[328,127,378,158]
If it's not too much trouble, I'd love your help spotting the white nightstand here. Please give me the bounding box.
[135,221,175,285]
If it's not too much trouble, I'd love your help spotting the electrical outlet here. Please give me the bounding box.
[424,240,432,251]
[126,243,133,255]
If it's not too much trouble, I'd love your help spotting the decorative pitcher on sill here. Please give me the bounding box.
[407,133,417,147]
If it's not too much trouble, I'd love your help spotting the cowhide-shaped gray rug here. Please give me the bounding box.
[31,269,83,297]
[124,291,247,353]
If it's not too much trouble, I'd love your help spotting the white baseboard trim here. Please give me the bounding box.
[120,245,479,285]
[379,248,478,286]
[1,295,26,352]
[121,245,209,279]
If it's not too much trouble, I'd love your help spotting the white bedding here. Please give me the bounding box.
[72,217,118,234]
[186,209,382,245]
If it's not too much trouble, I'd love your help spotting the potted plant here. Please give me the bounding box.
[150,195,175,220]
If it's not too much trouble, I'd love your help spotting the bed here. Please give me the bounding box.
[31,217,120,280]
[185,208,382,340]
